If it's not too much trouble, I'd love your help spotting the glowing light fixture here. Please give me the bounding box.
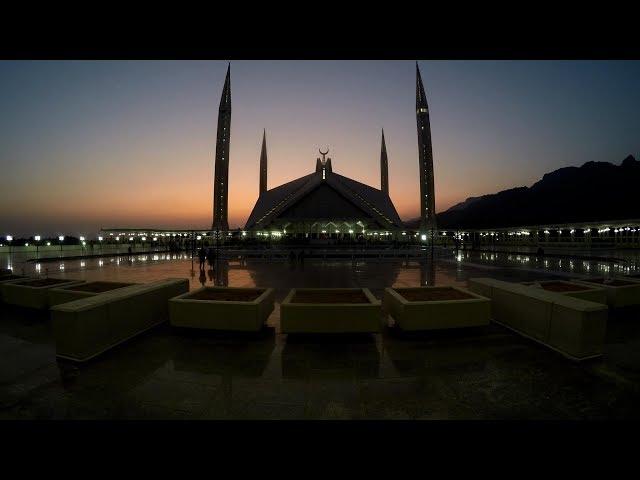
[35,235,41,241]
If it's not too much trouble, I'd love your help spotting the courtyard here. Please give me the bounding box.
[1,249,640,419]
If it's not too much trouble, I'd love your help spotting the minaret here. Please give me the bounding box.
[380,128,389,194]
[212,63,231,231]
[416,62,437,231]
[259,129,267,194]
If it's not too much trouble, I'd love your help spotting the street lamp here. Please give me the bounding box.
[35,235,41,257]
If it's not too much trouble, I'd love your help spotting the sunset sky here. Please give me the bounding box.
[1,60,639,236]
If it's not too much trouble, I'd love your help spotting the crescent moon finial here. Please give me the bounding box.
[319,148,329,156]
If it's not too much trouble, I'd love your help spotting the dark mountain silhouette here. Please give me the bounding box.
[405,155,640,229]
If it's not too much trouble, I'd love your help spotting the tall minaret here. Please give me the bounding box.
[380,128,389,194]
[212,63,231,231]
[259,129,268,194]
[416,62,437,231]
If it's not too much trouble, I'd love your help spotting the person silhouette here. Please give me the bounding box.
[198,247,206,271]
[206,247,215,269]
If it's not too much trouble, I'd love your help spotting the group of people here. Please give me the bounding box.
[197,247,217,270]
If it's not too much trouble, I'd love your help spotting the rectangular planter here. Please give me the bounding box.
[572,277,640,308]
[49,281,138,307]
[468,277,607,360]
[1,277,85,309]
[521,280,607,305]
[0,275,28,302]
[51,278,189,362]
[383,286,491,331]
[280,288,382,334]
[169,287,275,331]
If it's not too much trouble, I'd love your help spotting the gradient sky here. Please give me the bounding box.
[1,60,639,236]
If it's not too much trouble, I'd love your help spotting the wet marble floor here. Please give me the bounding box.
[1,253,640,419]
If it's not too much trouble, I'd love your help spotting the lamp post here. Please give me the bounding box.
[35,235,41,258]
[6,235,13,259]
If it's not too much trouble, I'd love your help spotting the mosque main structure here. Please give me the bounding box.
[211,63,437,239]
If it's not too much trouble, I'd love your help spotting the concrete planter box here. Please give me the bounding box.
[49,281,139,307]
[169,287,275,331]
[0,275,28,302]
[468,277,607,360]
[280,288,382,334]
[51,278,189,362]
[1,277,85,309]
[572,277,640,308]
[547,295,608,360]
[521,280,607,305]
[382,286,491,331]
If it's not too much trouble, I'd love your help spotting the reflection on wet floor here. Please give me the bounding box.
[3,247,639,290]
[1,250,640,419]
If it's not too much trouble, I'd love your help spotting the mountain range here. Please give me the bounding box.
[405,155,640,229]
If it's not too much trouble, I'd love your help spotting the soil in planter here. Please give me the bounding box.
[583,278,637,287]
[396,287,475,302]
[19,278,74,287]
[291,290,370,304]
[187,289,265,302]
[535,281,591,292]
[65,282,134,293]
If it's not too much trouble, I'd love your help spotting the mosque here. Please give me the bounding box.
[210,63,437,240]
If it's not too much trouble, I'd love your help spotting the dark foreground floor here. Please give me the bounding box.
[2,299,640,420]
